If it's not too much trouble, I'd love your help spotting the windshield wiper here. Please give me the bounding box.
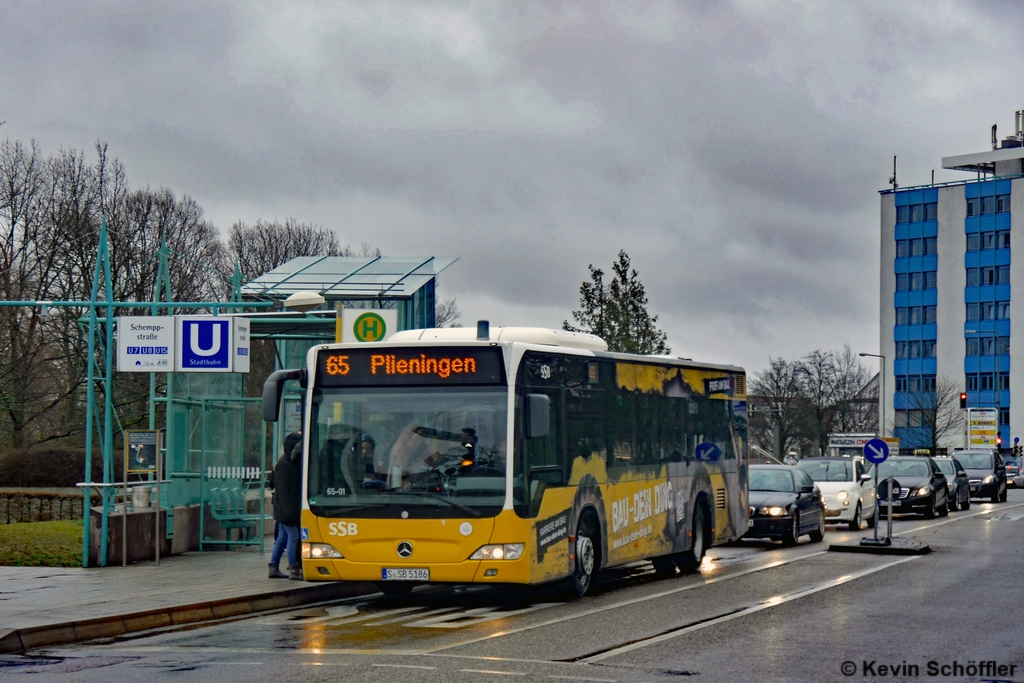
[393,491,482,518]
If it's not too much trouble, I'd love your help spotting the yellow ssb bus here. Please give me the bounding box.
[262,326,748,597]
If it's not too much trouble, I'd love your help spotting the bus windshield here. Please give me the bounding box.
[307,386,508,517]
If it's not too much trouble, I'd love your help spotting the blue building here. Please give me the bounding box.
[880,113,1024,451]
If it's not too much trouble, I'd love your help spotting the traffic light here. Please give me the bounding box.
[959,392,967,409]
[996,437,1003,446]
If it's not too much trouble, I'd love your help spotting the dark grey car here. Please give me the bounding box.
[954,450,1007,503]
[933,456,971,511]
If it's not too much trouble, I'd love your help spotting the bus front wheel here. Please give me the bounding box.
[675,504,708,574]
[565,515,599,598]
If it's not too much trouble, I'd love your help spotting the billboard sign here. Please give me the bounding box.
[968,409,999,448]
[117,316,174,372]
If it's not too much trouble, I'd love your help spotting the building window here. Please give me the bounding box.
[997,195,1010,213]
[981,374,995,390]
[998,266,1010,284]
[910,205,923,222]
[967,374,978,391]
[997,302,1010,319]
[925,237,938,254]
[981,303,996,320]
[895,376,907,391]
[908,377,921,392]
[1000,373,1010,391]
[982,197,995,215]
[923,341,936,357]
[925,203,937,220]
[967,198,979,217]
[998,336,1010,354]
[925,272,937,289]
[1000,408,1010,426]
[982,267,996,284]
[998,231,1011,248]
[896,274,909,291]
[910,239,923,256]
[983,232,996,249]
[910,273,924,290]
[909,307,922,324]
[966,303,980,320]
[967,268,979,286]
[966,339,979,356]
[981,338,995,355]
[896,342,907,358]
[897,206,909,223]
[896,240,909,257]
[924,305,937,323]
[896,308,908,324]
[908,341,921,358]
[967,234,980,251]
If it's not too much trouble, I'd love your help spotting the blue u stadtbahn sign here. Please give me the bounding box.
[178,318,231,371]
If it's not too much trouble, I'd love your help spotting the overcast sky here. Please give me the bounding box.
[3,1,1022,375]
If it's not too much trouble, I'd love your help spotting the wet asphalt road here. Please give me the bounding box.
[3,491,1024,683]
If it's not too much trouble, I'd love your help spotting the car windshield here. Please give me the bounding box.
[876,460,930,478]
[955,453,993,469]
[935,460,955,475]
[749,469,795,492]
[797,459,851,482]
[307,386,508,517]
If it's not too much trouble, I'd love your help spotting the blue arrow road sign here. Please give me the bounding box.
[863,438,890,464]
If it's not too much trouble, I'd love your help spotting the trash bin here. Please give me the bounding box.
[132,486,152,509]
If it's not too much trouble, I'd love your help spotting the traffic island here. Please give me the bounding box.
[828,536,930,555]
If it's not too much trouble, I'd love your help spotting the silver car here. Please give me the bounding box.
[797,457,877,530]
[932,456,971,511]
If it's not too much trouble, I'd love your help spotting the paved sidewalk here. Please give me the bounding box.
[0,546,376,653]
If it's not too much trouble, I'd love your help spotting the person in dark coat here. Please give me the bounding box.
[269,431,303,579]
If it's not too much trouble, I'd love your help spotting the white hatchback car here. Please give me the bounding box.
[796,457,877,530]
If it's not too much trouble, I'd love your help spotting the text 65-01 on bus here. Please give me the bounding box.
[262,325,748,598]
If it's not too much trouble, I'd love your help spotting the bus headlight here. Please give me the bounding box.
[470,544,525,560]
[302,542,344,559]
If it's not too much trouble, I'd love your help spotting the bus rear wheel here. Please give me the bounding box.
[565,515,598,598]
[675,504,708,574]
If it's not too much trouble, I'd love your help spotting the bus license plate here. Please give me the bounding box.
[382,568,429,581]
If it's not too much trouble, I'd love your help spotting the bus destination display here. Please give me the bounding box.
[317,347,505,386]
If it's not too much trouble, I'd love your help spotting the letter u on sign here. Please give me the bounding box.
[190,322,222,356]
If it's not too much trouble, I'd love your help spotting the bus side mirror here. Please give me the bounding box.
[526,394,550,439]
[262,369,307,422]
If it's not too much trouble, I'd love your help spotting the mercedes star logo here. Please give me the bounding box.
[397,541,413,559]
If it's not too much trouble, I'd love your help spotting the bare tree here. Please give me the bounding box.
[228,218,342,281]
[901,374,963,452]
[435,297,462,328]
[749,357,804,458]
[830,345,877,434]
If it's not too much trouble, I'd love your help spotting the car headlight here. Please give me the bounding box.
[759,506,786,516]
[301,542,343,559]
[983,475,997,485]
[836,490,848,501]
[470,543,525,560]
[915,486,931,496]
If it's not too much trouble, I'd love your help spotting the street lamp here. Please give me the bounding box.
[859,353,886,438]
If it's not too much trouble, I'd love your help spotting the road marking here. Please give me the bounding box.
[299,662,351,666]
[372,663,436,670]
[987,513,1024,521]
[459,669,527,676]
[408,603,562,628]
[364,607,463,626]
[425,551,828,652]
[548,675,618,682]
[895,501,1024,534]
[578,555,921,663]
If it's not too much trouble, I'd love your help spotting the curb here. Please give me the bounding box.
[827,536,931,556]
[0,580,378,655]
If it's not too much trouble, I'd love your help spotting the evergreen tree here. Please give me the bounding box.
[564,250,670,355]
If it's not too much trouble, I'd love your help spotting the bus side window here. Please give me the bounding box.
[522,390,563,517]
